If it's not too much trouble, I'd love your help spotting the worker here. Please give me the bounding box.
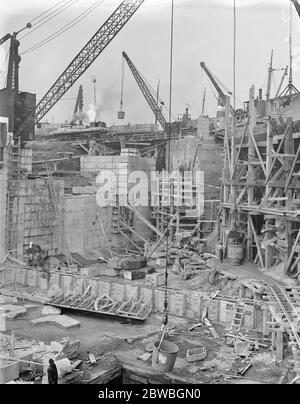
[218,242,224,263]
[47,358,58,384]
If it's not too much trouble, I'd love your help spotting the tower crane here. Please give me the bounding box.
[200,61,235,115]
[15,0,145,140]
[122,51,168,132]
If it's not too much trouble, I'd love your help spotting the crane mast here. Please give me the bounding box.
[16,0,145,139]
[122,51,168,131]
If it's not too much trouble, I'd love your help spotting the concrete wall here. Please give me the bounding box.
[19,178,64,257]
[80,155,156,246]
[170,135,222,222]
[1,265,264,332]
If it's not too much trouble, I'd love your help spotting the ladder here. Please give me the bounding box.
[231,303,245,334]
[45,160,73,267]
[5,140,21,257]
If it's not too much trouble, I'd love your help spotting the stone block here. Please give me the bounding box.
[15,268,27,285]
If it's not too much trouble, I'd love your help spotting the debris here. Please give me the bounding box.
[71,360,83,369]
[238,361,252,376]
[199,363,215,371]
[138,352,152,361]
[188,322,202,332]
[88,352,96,365]
[186,347,207,362]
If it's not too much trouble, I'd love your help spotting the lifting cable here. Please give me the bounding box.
[20,0,80,40]
[120,54,125,111]
[162,0,175,331]
[21,0,106,56]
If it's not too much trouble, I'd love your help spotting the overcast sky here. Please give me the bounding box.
[0,0,299,126]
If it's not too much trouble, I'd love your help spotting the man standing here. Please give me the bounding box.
[47,359,58,384]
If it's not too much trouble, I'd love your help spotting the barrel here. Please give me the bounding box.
[227,241,244,266]
[151,340,179,372]
[118,110,125,119]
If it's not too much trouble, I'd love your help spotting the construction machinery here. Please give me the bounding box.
[70,84,84,125]
[122,51,169,132]
[200,61,235,115]
[15,0,145,141]
[0,23,35,139]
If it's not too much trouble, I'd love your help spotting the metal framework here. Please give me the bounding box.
[122,51,168,131]
[16,0,145,137]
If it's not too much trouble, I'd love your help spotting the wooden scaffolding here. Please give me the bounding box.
[220,85,300,276]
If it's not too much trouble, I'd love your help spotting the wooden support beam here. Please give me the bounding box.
[249,215,264,268]
[285,227,300,275]
[284,143,300,193]
[265,123,291,183]
[248,128,267,177]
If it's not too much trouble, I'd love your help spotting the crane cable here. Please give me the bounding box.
[162,0,175,330]
[29,0,71,25]
[120,54,125,110]
[20,0,80,40]
[20,0,105,56]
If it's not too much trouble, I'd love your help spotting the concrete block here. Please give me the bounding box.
[86,279,99,297]
[169,292,186,317]
[49,273,61,288]
[243,304,255,330]
[0,360,19,383]
[111,283,125,302]
[125,285,140,300]
[140,287,154,306]
[185,292,202,320]
[145,272,165,287]
[74,277,84,296]
[62,275,73,292]
[98,281,111,297]
[39,273,49,291]
[219,300,235,327]
[15,268,27,285]
[32,315,80,329]
[207,299,220,323]
[26,269,38,287]
[124,269,146,280]
[4,268,13,284]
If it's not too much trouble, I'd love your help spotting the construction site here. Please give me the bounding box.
[1,0,300,386]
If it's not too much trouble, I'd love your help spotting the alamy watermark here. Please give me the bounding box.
[95,170,205,214]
